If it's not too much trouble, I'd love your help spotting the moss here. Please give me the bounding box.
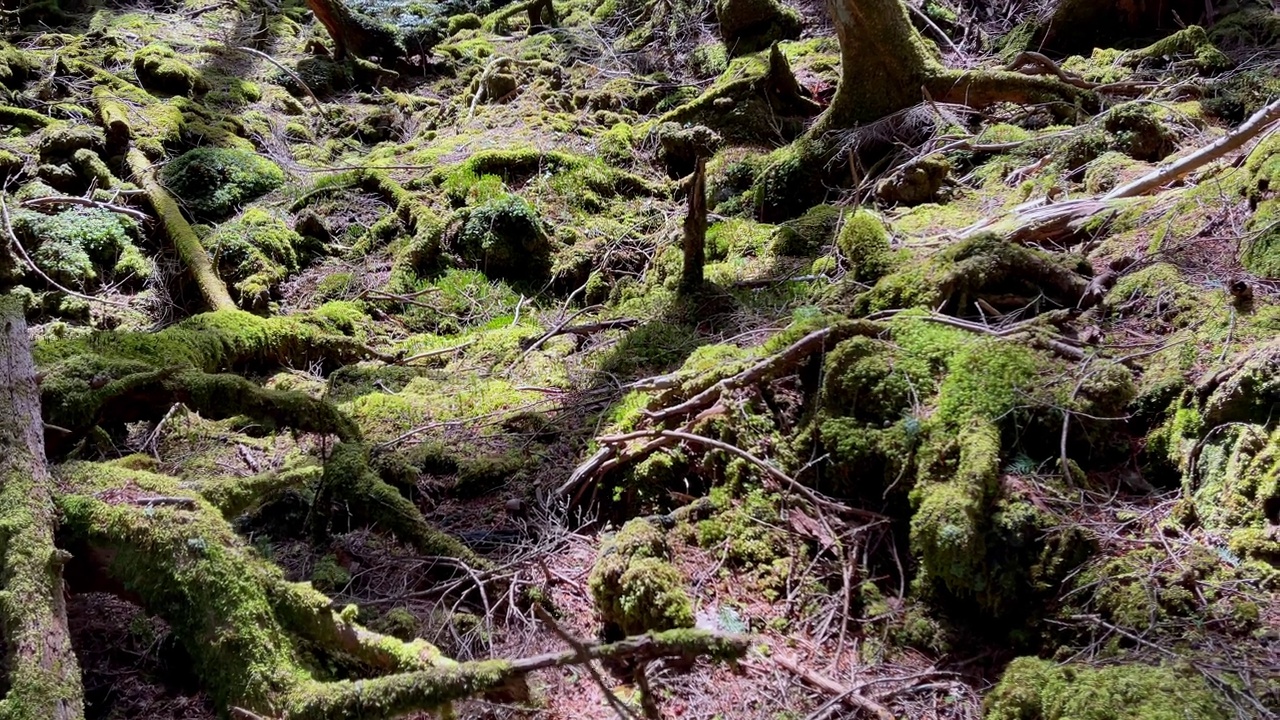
[752,140,828,221]
[696,487,785,568]
[161,148,285,220]
[370,607,420,640]
[836,208,896,283]
[37,122,105,157]
[133,43,209,96]
[454,193,553,285]
[714,0,801,56]
[588,519,695,636]
[1082,151,1143,194]
[597,122,636,166]
[653,123,724,178]
[985,657,1226,720]
[9,206,147,287]
[690,43,729,78]
[1242,132,1280,277]
[1122,24,1232,74]
[771,203,840,256]
[448,12,483,33]
[1103,102,1175,162]
[204,208,302,310]
[310,554,351,592]
[875,156,950,206]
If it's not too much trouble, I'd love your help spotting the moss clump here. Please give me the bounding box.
[447,13,483,33]
[714,0,802,56]
[985,657,1226,720]
[9,206,149,287]
[653,123,724,178]
[1104,102,1175,162]
[162,148,285,219]
[133,43,209,96]
[370,607,419,640]
[37,122,105,157]
[874,156,950,206]
[588,519,695,637]
[310,554,351,592]
[770,203,840,256]
[454,193,553,285]
[204,208,301,310]
[836,208,895,283]
[1241,133,1280,278]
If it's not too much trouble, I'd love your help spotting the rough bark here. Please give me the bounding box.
[0,296,84,720]
[125,149,237,312]
[812,0,1090,133]
[680,157,708,294]
[305,0,403,62]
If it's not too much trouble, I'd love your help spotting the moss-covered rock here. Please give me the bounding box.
[771,203,840,256]
[653,123,724,178]
[133,43,209,96]
[204,209,302,310]
[454,193,553,285]
[588,519,695,637]
[161,148,285,220]
[714,0,802,56]
[1104,102,1175,162]
[985,657,1226,720]
[836,208,896,283]
[875,156,951,206]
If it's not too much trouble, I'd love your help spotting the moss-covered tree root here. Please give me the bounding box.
[0,296,84,720]
[55,462,743,718]
[125,149,236,311]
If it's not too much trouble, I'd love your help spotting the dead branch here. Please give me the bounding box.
[19,195,150,223]
[772,654,894,720]
[1104,96,1280,200]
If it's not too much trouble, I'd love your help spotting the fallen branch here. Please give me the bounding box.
[773,654,894,720]
[125,149,237,311]
[19,194,150,223]
[506,304,603,373]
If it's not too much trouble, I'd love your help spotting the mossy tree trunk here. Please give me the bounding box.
[0,296,84,720]
[813,0,1090,134]
[306,0,403,62]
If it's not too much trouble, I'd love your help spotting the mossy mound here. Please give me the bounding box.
[1103,102,1175,162]
[835,208,896,283]
[771,203,840,257]
[161,148,285,220]
[1241,133,1280,278]
[588,519,695,637]
[714,0,802,56]
[984,657,1226,720]
[875,156,951,206]
[133,43,209,96]
[204,209,302,310]
[453,193,553,285]
[9,206,150,288]
[653,123,724,178]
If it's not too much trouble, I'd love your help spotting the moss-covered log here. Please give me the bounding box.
[125,149,236,311]
[0,296,84,720]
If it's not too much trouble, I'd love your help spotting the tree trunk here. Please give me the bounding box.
[0,296,84,720]
[680,157,708,294]
[1037,0,1205,54]
[305,0,403,62]
[811,0,942,133]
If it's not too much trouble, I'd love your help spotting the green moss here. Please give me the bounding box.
[1122,24,1232,74]
[771,204,840,256]
[836,208,896,283]
[714,0,801,56]
[447,13,483,33]
[1083,151,1142,194]
[204,208,301,309]
[1103,102,1175,162]
[9,206,147,287]
[696,487,785,568]
[161,148,285,220]
[454,193,553,285]
[588,519,695,636]
[37,122,105,156]
[370,607,419,640]
[985,657,1226,720]
[1242,133,1280,277]
[310,554,351,592]
[875,156,950,206]
[133,43,209,96]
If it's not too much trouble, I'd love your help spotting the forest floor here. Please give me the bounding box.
[2,0,1280,717]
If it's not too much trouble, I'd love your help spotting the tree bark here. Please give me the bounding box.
[680,157,708,294]
[0,296,84,720]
